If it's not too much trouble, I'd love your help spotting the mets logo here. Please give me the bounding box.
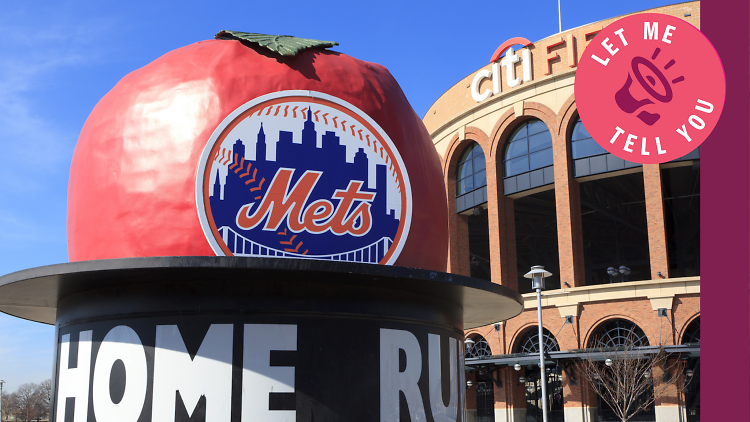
[196,91,412,265]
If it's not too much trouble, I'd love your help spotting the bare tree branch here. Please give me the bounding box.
[576,332,689,422]
[1,380,52,422]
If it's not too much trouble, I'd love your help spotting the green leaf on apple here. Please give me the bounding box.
[215,31,339,56]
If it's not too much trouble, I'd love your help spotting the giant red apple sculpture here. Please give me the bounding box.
[67,32,448,271]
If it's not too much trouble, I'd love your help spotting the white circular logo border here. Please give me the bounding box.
[195,90,413,265]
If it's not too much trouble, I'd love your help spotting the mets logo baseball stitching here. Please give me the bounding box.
[196,91,412,265]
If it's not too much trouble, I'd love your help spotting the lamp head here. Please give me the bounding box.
[605,358,613,367]
[607,267,618,276]
[524,265,552,290]
[464,338,475,353]
[618,265,631,276]
[514,364,522,371]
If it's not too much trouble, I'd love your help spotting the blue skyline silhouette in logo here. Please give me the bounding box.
[208,107,400,261]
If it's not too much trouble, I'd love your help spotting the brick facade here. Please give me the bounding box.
[429,3,701,422]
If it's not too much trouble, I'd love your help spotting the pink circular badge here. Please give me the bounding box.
[575,13,725,164]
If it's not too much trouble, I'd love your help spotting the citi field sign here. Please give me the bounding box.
[469,35,585,103]
[196,91,412,265]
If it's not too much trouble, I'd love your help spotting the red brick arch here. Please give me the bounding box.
[677,313,700,345]
[489,102,560,161]
[464,329,495,356]
[557,93,579,141]
[443,126,492,177]
[508,322,560,354]
[524,101,559,132]
[442,134,459,171]
[464,328,482,339]
[489,108,517,159]
[442,127,492,276]
[486,102,572,288]
[490,103,559,171]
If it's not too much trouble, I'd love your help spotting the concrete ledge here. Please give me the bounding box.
[522,277,700,311]
[564,406,597,422]
[655,404,682,422]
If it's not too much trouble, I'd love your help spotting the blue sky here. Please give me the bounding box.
[0,0,678,393]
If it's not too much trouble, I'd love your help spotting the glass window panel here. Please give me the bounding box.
[456,180,464,196]
[470,144,481,158]
[510,125,528,142]
[460,176,474,193]
[505,140,528,159]
[457,161,473,179]
[458,145,474,163]
[580,173,650,285]
[572,138,607,159]
[514,190,560,293]
[505,156,529,177]
[474,170,487,188]
[473,153,486,171]
[529,148,553,170]
[571,120,591,141]
[529,131,552,152]
[528,120,549,135]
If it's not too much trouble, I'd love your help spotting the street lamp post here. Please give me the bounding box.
[1,379,5,422]
[525,265,552,422]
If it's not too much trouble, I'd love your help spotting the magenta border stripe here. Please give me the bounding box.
[702,1,750,420]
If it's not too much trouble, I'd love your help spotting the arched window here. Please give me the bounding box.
[516,327,561,354]
[455,143,492,280]
[589,319,655,422]
[503,119,554,195]
[455,142,487,212]
[589,319,649,348]
[517,327,565,421]
[465,334,492,358]
[682,317,700,345]
[571,117,640,177]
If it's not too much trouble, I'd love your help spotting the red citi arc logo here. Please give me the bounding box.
[575,13,725,164]
[196,91,412,265]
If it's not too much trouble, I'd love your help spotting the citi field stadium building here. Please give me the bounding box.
[423,2,700,422]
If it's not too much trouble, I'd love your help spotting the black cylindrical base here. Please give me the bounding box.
[0,257,523,422]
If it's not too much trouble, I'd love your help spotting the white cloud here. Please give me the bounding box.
[0,8,114,263]
[0,14,116,194]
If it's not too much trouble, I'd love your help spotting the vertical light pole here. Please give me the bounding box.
[558,0,562,32]
[525,265,552,422]
[1,379,5,422]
